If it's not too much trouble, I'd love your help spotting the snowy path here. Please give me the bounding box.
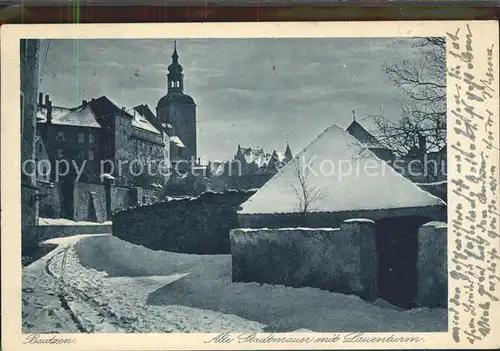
[23,234,447,333]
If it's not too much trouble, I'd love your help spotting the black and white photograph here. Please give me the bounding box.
[2,21,499,350]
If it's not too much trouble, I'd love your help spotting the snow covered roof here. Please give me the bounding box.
[36,105,101,128]
[209,161,227,176]
[131,109,161,135]
[239,124,445,215]
[275,151,286,162]
[170,136,185,148]
[240,148,271,168]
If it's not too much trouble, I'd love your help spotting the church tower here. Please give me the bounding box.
[156,41,197,161]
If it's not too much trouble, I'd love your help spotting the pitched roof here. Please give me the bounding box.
[239,124,445,215]
[131,109,161,135]
[88,96,133,124]
[134,104,164,132]
[36,105,101,128]
[346,120,386,149]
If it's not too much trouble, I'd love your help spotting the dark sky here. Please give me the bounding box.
[39,38,423,161]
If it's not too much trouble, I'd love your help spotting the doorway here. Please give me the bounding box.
[375,216,430,309]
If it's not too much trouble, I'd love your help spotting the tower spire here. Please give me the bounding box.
[167,40,183,92]
[172,40,178,61]
[352,109,356,122]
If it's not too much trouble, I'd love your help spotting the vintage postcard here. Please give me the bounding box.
[1,21,499,350]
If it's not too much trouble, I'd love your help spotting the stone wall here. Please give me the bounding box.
[416,221,448,308]
[38,181,62,218]
[73,182,108,222]
[113,186,131,212]
[238,205,446,229]
[230,219,378,301]
[40,181,159,222]
[113,190,255,254]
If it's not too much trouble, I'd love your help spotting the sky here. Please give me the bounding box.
[39,38,423,161]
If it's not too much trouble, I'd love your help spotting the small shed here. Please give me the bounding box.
[237,124,447,307]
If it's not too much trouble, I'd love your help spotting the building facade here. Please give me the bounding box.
[37,94,102,183]
[88,96,167,187]
[21,39,41,234]
[206,143,293,191]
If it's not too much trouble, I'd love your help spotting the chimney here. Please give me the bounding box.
[82,100,87,107]
[38,92,43,107]
[47,100,53,124]
[45,94,50,106]
[418,135,426,155]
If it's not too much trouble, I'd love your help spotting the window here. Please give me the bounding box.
[78,151,85,159]
[89,134,94,143]
[57,149,63,159]
[38,143,43,153]
[78,132,84,143]
[56,131,65,142]
[89,151,94,160]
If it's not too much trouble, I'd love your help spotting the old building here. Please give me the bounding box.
[88,96,167,187]
[134,103,186,164]
[37,94,102,183]
[346,118,447,200]
[21,39,41,237]
[156,42,197,163]
[207,143,293,191]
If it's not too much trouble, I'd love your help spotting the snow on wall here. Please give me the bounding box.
[238,205,446,230]
[230,220,378,302]
[113,190,256,254]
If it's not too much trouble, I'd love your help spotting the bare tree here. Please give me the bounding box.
[290,157,326,222]
[375,38,446,156]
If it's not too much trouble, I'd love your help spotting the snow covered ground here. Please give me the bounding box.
[22,234,447,333]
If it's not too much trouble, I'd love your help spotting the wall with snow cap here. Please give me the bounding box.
[113,190,256,254]
[230,219,378,301]
[238,205,446,229]
[416,221,448,308]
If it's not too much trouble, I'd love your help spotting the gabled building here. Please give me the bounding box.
[88,96,167,187]
[346,118,447,195]
[231,143,293,177]
[37,94,102,183]
[238,123,446,228]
